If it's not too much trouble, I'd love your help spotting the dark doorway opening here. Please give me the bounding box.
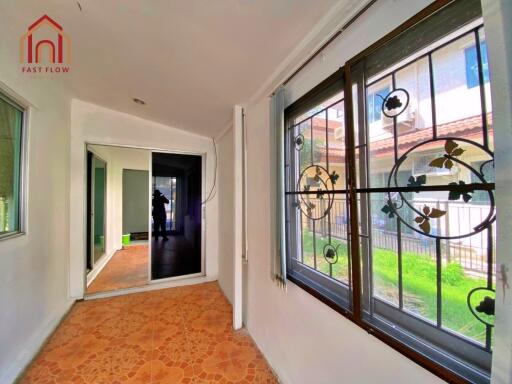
[151,153,202,279]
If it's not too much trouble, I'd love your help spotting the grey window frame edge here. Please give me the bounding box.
[0,91,29,241]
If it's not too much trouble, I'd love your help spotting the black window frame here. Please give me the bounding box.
[283,1,495,383]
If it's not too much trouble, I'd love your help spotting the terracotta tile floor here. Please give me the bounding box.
[20,282,278,383]
[87,244,149,294]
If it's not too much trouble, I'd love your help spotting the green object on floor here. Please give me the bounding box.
[122,234,131,246]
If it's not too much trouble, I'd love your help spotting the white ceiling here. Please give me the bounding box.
[4,0,349,136]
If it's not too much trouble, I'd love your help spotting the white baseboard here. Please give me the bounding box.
[0,300,75,384]
[86,248,119,287]
[84,275,216,300]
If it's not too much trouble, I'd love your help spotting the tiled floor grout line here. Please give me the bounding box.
[177,293,193,383]
[149,304,156,384]
[20,283,278,383]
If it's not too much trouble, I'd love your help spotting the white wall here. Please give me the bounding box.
[245,99,445,384]
[242,1,458,383]
[69,99,219,298]
[0,24,73,384]
[217,127,234,304]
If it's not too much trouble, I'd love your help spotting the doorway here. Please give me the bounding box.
[85,144,150,295]
[151,152,203,280]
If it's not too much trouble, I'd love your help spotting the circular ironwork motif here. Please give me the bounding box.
[386,138,495,239]
[294,133,305,151]
[467,287,495,327]
[297,165,335,220]
[323,243,339,264]
[381,88,410,118]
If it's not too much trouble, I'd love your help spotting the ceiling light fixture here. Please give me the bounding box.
[133,98,146,105]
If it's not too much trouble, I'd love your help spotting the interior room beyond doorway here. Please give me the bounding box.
[85,144,150,295]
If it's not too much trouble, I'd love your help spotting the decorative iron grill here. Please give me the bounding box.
[284,12,495,380]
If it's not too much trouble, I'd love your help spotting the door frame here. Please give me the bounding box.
[149,149,206,284]
[82,141,207,294]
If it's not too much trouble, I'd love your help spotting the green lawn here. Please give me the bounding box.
[301,230,490,345]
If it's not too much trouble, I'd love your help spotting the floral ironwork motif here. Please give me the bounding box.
[429,139,465,170]
[476,297,495,316]
[323,243,339,265]
[407,175,427,192]
[385,95,402,111]
[381,199,398,219]
[414,205,447,235]
[448,181,474,202]
[330,171,339,185]
[467,287,496,327]
[383,137,494,239]
[381,88,410,118]
[294,133,305,151]
[296,164,335,220]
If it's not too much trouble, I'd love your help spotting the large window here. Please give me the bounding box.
[0,93,25,239]
[284,1,494,383]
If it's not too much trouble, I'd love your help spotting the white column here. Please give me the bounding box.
[233,105,244,330]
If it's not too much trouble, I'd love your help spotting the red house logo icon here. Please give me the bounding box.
[20,15,71,64]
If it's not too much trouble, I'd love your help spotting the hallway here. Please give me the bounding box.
[21,283,277,383]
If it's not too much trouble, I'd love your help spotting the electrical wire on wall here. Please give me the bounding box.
[201,137,217,205]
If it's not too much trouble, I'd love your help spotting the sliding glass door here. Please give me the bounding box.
[87,152,107,271]
[150,152,202,280]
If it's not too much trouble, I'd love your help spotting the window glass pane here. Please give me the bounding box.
[395,57,433,159]
[0,97,23,236]
[441,230,489,345]
[433,33,484,144]
[286,88,350,305]
[295,119,312,175]
[301,216,318,270]
[293,93,344,124]
[312,111,328,172]
[358,16,494,377]
[401,230,438,323]
[328,196,350,283]
[327,100,346,191]
[478,27,493,151]
[367,77,394,188]
[371,193,399,306]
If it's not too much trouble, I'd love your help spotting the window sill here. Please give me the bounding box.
[0,231,25,242]
[287,273,489,384]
